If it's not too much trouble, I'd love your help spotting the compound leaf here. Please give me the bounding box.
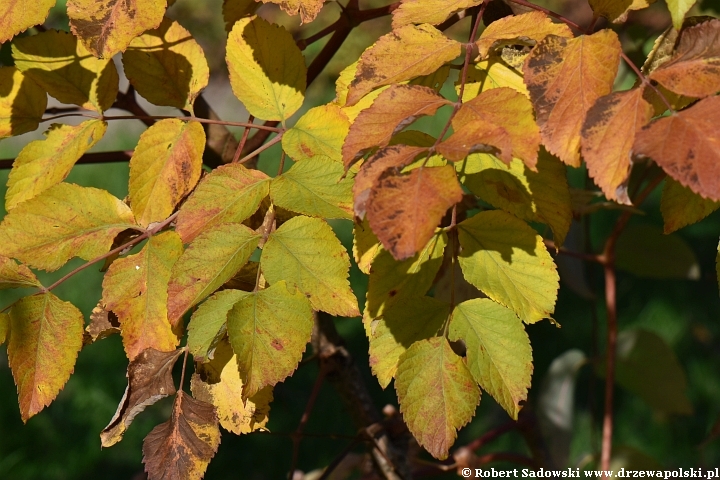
[282,104,349,163]
[661,178,720,233]
[187,290,250,363]
[475,11,573,59]
[0,0,54,44]
[0,67,47,139]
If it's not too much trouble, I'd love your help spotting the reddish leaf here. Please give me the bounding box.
[437,119,512,163]
[83,303,120,346]
[366,165,463,260]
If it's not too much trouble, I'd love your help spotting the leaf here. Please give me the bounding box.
[0,256,41,289]
[102,232,183,360]
[227,281,314,399]
[392,0,482,28]
[459,57,528,102]
[101,348,184,447]
[226,16,306,121]
[190,340,272,434]
[7,293,84,422]
[458,210,559,323]
[188,290,249,363]
[6,120,108,211]
[223,0,259,32]
[12,29,119,112]
[167,223,260,327]
[524,30,622,166]
[661,178,720,233]
[67,0,166,58]
[270,157,354,219]
[342,85,451,168]
[0,0,54,44]
[369,296,448,388]
[346,24,462,106]
[395,337,480,460]
[123,18,210,113]
[257,0,324,24]
[129,119,205,227]
[0,183,136,271]
[581,88,654,204]
[666,0,696,30]
[142,391,221,480]
[0,67,47,138]
[589,0,656,23]
[449,299,532,419]
[0,312,8,346]
[649,19,720,98]
[353,219,381,275]
[633,96,720,201]
[615,224,699,279]
[282,104,350,163]
[84,303,120,345]
[438,118,512,164]
[261,216,359,317]
[476,11,573,59]
[176,163,270,243]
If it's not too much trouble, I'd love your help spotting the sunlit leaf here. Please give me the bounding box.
[661,178,720,233]
[0,0,54,44]
[353,219,381,275]
[475,11,573,59]
[392,0,481,28]
[0,67,47,139]
[459,57,528,102]
[0,255,41,289]
[666,0,696,30]
[615,224,699,279]
[437,118,512,163]
[188,290,249,363]
[257,0,324,24]
[282,104,349,163]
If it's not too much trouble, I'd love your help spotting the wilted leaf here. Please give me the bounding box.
[270,157,354,219]
[342,85,451,168]
[168,223,260,326]
[223,0,258,32]
[101,348,184,447]
[227,281,313,399]
[7,293,83,422]
[392,0,481,28]
[283,104,349,163]
[0,256,41,289]
[458,210,559,323]
[666,0,697,30]
[84,304,120,345]
[12,30,119,112]
[6,120,107,211]
[366,165,461,261]
[615,224,699,279]
[123,18,210,113]
[633,96,720,201]
[476,11,573,59]
[0,0,54,44]
[0,67,47,139]
[142,391,221,480]
[226,16,306,121]
[589,0,656,23]
[524,30,622,166]
[188,290,249,363]
[661,178,720,233]
[176,163,270,244]
[346,24,462,106]
[395,337,480,460]
[257,0,324,24]
[581,88,653,204]
[0,183,136,271]
[67,0,166,58]
[450,299,532,419]
[460,58,528,102]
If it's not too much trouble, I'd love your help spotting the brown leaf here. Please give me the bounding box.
[101,348,184,447]
[650,18,720,99]
[581,88,653,204]
[83,303,120,346]
[142,391,220,480]
[342,85,451,169]
[634,95,720,201]
[437,119,512,163]
[367,165,463,260]
[524,30,622,166]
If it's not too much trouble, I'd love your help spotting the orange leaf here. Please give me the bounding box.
[342,85,451,168]
[581,88,653,204]
[366,165,463,260]
[524,30,622,167]
[475,11,573,59]
[634,95,720,201]
[437,119,512,163]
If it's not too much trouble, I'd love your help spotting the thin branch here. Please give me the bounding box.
[236,133,283,165]
[101,114,283,131]
[0,151,133,169]
[178,347,190,392]
[544,239,603,263]
[232,115,255,163]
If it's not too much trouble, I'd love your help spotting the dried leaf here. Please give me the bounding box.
[437,119,512,163]
[0,0,54,43]
[282,104,350,163]
[0,67,47,139]
[476,11,573,59]
[0,256,41,289]
[661,178,720,233]
[84,303,120,345]
[392,0,482,28]
[257,0,324,24]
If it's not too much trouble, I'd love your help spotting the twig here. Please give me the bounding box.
[236,133,284,165]
[543,239,603,263]
[0,151,133,169]
[178,347,190,392]
[232,115,255,163]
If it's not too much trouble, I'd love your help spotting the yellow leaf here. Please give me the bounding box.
[257,0,325,24]
[353,218,381,275]
[0,255,41,289]
[661,178,720,234]
[667,0,696,30]
[223,0,259,32]
[0,66,47,139]
[226,16,306,121]
[123,18,209,113]
[188,290,249,362]
[0,0,54,43]
[346,24,462,106]
[0,312,7,346]
[283,104,350,163]
[12,30,119,112]
[476,11,573,59]
[392,0,482,28]
[0,183,137,271]
[458,57,528,102]
[589,0,656,23]
[67,0,166,58]
[129,119,205,228]
[6,120,107,211]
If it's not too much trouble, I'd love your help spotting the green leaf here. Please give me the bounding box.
[0,183,137,271]
[168,223,260,326]
[176,163,270,243]
[262,216,359,317]
[368,296,448,388]
[6,120,108,211]
[661,178,720,234]
[102,231,183,360]
[0,312,8,346]
[188,290,250,363]
[0,0,54,43]
[450,299,532,419]
[667,0,696,29]
[129,119,206,228]
[282,104,350,163]
[227,281,314,399]
[0,256,41,289]
[0,67,47,138]
[12,29,119,112]
[226,16,306,121]
[7,293,84,422]
[615,224,699,279]
[270,157,354,219]
[395,337,480,460]
[457,210,559,323]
